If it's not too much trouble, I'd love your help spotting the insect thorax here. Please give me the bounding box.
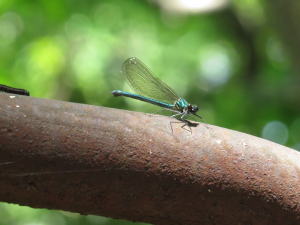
[174,98,188,112]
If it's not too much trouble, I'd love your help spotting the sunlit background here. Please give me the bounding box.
[1,0,300,224]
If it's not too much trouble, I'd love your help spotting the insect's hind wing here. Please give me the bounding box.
[122,57,179,104]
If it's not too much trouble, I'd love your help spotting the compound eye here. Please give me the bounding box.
[192,106,199,112]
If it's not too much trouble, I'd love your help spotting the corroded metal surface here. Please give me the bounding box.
[0,92,300,224]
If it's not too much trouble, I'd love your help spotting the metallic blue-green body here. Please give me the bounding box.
[174,98,188,111]
[112,90,188,112]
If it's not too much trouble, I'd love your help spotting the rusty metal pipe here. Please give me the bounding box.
[0,92,299,224]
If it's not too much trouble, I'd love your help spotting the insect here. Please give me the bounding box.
[112,57,207,132]
[0,84,30,96]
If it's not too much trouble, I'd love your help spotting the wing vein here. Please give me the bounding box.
[122,57,179,104]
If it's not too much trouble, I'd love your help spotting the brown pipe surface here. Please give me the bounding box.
[0,92,299,225]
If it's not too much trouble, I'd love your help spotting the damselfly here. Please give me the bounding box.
[112,57,207,132]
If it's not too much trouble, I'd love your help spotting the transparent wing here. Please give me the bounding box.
[122,57,179,104]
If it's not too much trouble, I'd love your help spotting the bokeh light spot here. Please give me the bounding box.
[0,12,23,46]
[198,44,232,87]
[262,121,289,145]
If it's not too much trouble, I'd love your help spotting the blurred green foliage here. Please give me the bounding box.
[0,0,299,224]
